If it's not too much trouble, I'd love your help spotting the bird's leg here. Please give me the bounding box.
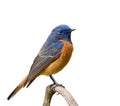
[49,75,58,84]
[49,75,65,88]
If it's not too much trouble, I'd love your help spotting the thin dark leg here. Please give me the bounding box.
[49,75,58,84]
[49,75,65,88]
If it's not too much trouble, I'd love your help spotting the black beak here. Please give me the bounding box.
[68,29,76,33]
[70,29,76,32]
[71,29,76,31]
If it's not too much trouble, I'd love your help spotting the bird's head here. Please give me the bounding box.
[48,25,75,44]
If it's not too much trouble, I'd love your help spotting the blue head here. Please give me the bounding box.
[47,25,75,44]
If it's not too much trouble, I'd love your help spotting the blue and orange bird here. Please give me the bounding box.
[7,24,75,100]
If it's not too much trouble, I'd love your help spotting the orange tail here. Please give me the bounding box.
[7,75,28,100]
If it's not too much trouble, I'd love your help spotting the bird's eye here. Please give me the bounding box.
[58,31,63,34]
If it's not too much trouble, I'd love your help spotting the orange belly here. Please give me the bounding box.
[40,40,73,75]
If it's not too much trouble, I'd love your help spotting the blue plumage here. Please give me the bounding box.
[47,25,73,44]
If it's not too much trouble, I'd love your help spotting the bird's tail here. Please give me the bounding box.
[7,75,28,100]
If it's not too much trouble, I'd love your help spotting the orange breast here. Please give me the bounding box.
[40,40,73,75]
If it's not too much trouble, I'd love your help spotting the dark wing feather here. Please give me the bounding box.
[26,42,63,87]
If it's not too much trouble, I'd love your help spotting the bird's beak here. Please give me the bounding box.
[71,29,76,32]
[68,29,76,33]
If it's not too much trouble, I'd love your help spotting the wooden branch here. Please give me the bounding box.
[43,84,78,106]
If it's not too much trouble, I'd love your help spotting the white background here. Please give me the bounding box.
[0,0,120,106]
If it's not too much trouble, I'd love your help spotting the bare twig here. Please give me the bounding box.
[43,84,78,106]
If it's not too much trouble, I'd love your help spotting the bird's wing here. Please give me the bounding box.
[26,42,63,87]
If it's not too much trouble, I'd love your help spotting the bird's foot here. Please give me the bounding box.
[52,83,65,88]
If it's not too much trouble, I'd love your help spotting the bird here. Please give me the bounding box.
[7,24,75,100]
